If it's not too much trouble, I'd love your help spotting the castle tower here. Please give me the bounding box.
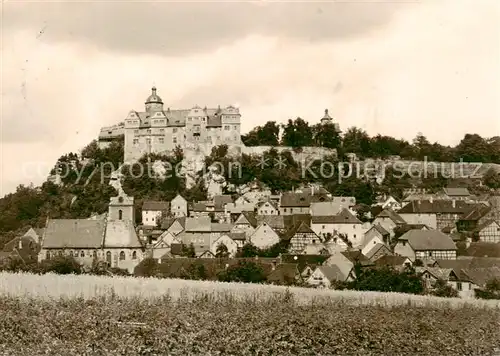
[108,191,134,222]
[321,109,333,124]
[145,86,164,113]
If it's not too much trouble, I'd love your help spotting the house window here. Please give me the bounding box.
[93,250,97,258]
[120,251,125,260]
[159,138,164,144]
[402,241,407,246]
[457,282,462,291]
[284,208,287,213]
[429,251,433,257]
[80,251,85,257]
[118,210,123,220]
[69,251,73,257]
[46,251,50,260]
[132,251,137,259]
[147,129,151,134]
[322,225,325,229]
[312,239,316,244]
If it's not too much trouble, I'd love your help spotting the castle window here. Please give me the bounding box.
[147,129,152,134]
[224,125,230,130]
[118,210,123,220]
[173,137,177,144]
[159,138,164,144]
[132,251,137,259]
[133,139,139,145]
[80,251,85,257]
[233,125,237,130]
[134,130,139,135]
[173,128,178,133]
[146,138,151,144]
[160,128,165,133]
[120,251,126,260]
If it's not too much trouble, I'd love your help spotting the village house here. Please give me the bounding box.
[473,220,500,243]
[279,187,332,215]
[285,222,320,253]
[141,200,169,227]
[398,199,477,230]
[210,234,239,257]
[231,212,258,237]
[170,194,188,217]
[150,231,179,260]
[373,255,412,271]
[372,208,406,237]
[363,223,390,246]
[394,229,457,262]
[161,216,186,236]
[311,208,364,247]
[307,265,355,288]
[0,233,40,266]
[456,204,491,232]
[189,202,210,218]
[257,200,279,216]
[255,215,287,234]
[249,222,281,249]
[373,194,402,211]
[363,243,393,261]
[442,187,471,201]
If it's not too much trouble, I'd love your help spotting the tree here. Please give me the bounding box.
[236,243,259,258]
[215,243,230,258]
[455,134,491,162]
[242,121,280,146]
[312,123,341,149]
[281,118,314,147]
[483,168,500,189]
[430,279,459,298]
[217,260,267,283]
[133,257,159,277]
[181,243,196,258]
[342,127,371,158]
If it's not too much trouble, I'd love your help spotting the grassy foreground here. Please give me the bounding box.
[0,272,499,355]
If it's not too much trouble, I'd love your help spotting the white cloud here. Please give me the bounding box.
[1,0,499,196]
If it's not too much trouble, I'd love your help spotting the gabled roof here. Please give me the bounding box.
[398,229,457,251]
[341,250,373,266]
[317,265,350,282]
[267,263,299,284]
[434,256,500,270]
[375,209,406,224]
[258,200,279,211]
[228,232,246,241]
[417,267,456,281]
[311,208,361,225]
[364,243,391,260]
[443,187,470,197]
[465,242,500,258]
[310,202,342,216]
[190,202,208,212]
[460,204,491,221]
[256,215,286,230]
[369,223,390,236]
[142,200,169,211]
[210,223,232,232]
[42,219,105,249]
[235,211,258,228]
[398,200,473,214]
[461,267,500,286]
[374,255,410,267]
[185,217,211,232]
[474,219,500,233]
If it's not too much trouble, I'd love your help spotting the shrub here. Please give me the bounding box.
[217,261,266,283]
[430,279,459,298]
[40,255,82,274]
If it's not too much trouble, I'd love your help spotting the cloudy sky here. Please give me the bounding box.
[1,0,499,197]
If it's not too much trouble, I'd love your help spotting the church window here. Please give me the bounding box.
[119,210,123,220]
[132,251,137,259]
[120,251,126,260]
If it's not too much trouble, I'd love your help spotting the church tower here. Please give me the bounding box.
[108,191,134,222]
[145,86,164,113]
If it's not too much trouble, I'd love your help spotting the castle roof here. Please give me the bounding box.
[145,86,163,104]
[321,109,332,122]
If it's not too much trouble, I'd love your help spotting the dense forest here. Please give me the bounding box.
[1,120,499,243]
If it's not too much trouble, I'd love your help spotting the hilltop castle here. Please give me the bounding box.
[98,87,340,162]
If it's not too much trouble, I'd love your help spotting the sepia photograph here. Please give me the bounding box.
[1,0,500,354]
